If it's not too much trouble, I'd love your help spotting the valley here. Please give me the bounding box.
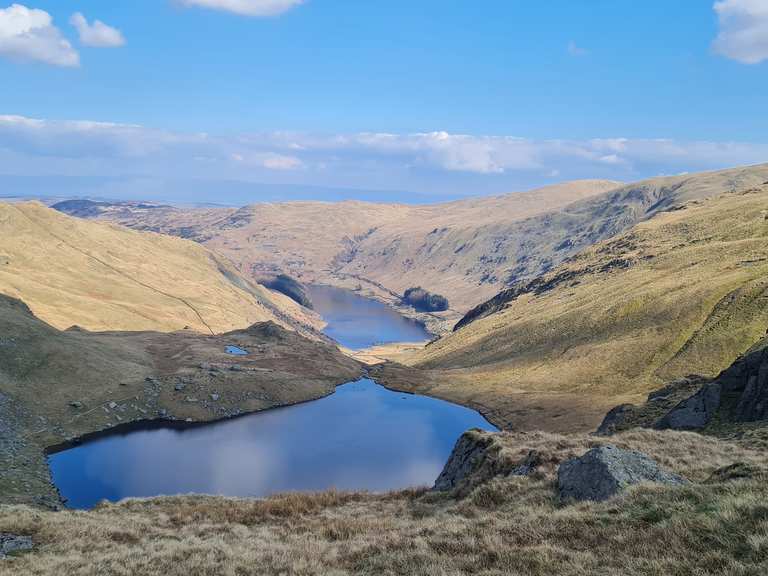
[4,4,768,573]
[4,163,768,575]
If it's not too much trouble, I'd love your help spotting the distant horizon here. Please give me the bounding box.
[2,1,768,203]
[4,159,768,207]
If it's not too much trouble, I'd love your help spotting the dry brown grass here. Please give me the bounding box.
[1,429,766,575]
[0,202,319,334]
[83,180,621,315]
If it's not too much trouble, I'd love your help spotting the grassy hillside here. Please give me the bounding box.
[2,428,767,575]
[0,293,363,507]
[0,202,319,335]
[58,165,768,328]
[57,180,620,318]
[384,180,768,430]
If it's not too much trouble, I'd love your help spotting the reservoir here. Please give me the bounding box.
[306,284,430,349]
[48,288,494,509]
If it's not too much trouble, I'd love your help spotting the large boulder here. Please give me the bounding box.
[433,429,539,494]
[0,534,33,559]
[557,445,687,502]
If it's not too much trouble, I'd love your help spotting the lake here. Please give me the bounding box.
[306,284,430,349]
[48,287,495,509]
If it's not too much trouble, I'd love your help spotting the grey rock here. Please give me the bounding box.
[107,401,117,410]
[157,408,168,418]
[433,429,497,491]
[655,382,721,430]
[433,429,539,494]
[210,394,220,401]
[595,404,635,436]
[174,383,186,392]
[0,533,33,558]
[557,445,687,502]
[68,401,83,409]
[509,450,542,476]
[733,359,768,421]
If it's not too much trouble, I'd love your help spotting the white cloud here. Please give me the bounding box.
[179,0,304,17]
[0,4,79,67]
[713,0,768,64]
[232,151,304,170]
[70,12,125,48]
[1,114,768,196]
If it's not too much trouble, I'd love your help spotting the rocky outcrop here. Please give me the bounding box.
[719,339,768,422]
[656,382,722,430]
[0,534,33,558]
[595,404,635,436]
[598,336,768,435]
[557,445,687,502]
[595,377,707,435]
[433,429,540,495]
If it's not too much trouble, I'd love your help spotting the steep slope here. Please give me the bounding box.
[55,180,621,317]
[0,202,319,335]
[377,180,768,430]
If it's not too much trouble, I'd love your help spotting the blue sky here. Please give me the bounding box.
[1,0,767,204]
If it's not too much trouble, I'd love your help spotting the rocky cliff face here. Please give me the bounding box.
[598,336,768,434]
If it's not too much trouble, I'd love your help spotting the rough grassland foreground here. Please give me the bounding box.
[1,429,767,575]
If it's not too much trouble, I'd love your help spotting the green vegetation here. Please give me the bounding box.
[402,287,449,312]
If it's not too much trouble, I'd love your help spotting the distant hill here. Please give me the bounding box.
[52,199,171,218]
[54,179,622,318]
[55,166,768,327]
[0,202,320,335]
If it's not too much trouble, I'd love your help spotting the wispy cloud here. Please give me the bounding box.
[0,4,79,67]
[567,41,588,57]
[713,0,768,64]
[70,13,125,48]
[1,115,767,197]
[179,0,305,17]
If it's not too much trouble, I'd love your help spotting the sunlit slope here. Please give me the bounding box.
[0,202,318,334]
[411,182,768,400]
[67,180,620,313]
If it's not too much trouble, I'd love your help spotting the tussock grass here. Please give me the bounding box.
[2,430,767,575]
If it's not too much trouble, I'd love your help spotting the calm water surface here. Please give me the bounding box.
[48,287,492,509]
[307,284,430,349]
[49,379,496,508]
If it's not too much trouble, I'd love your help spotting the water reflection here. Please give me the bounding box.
[49,379,497,509]
[225,345,249,355]
[307,285,429,349]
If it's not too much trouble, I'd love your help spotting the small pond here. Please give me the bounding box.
[225,345,249,356]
